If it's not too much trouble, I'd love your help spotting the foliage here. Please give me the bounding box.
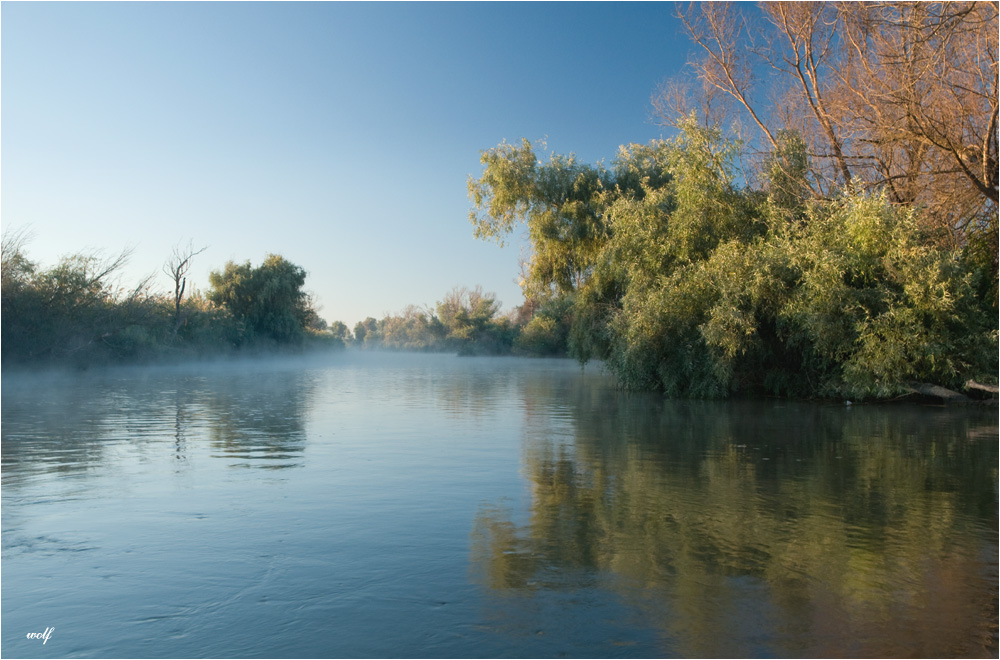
[1,235,165,365]
[376,305,447,352]
[469,139,639,298]
[779,192,996,398]
[2,239,339,368]
[667,1,998,294]
[207,254,314,345]
[328,320,351,344]
[436,285,511,354]
[515,294,575,357]
[471,118,997,399]
[353,317,379,348]
[353,286,525,357]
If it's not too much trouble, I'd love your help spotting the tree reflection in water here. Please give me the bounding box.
[471,385,998,658]
[1,363,319,482]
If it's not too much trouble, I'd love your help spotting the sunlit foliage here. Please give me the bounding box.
[470,117,997,398]
[515,294,575,357]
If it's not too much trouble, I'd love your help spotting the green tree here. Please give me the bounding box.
[377,305,447,351]
[328,320,351,344]
[515,293,574,356]
[468,139,612,298]
[471,118,996,398]
[354,317,379,348]
[467,137,681,361]
[1,234,163,364]
[207,254,312,344]
[778,191,996,398]
[436,285,509,354]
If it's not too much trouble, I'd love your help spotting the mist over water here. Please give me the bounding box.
[2,352,997,658]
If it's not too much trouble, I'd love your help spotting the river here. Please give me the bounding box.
[2,352,997,658]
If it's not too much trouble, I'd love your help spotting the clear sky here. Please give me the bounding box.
[2,1,693,328]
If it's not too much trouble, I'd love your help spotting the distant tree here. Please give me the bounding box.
[300,293,328,332]
[436,286,498,344]
[354,317,379,347]
[328,320,350,343]
[514,294,575,356]
[163,241,207,336]
[1,229,36,305]
[376,305,447,351]
[207,254,312,344]
[434,286,521,355]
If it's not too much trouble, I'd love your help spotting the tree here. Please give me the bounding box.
[665,1,998,260]
[328,320,351,344]
[207,254,312,344]
[470,120,995,397]
[300,293,328,332]
[436,285,505,353]
[1,232,158,363]
[468,139,612,299]
[514,293,575,356]
[376,305,447,351]
[354,317,378,347]
[468,137,682,320]
[163,241,207,336]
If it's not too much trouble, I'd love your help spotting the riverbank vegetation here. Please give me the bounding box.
[0,226,569,367]
[469,120,997,399]
[348,285,570,357]
[3,2,995,399]
[468,1,998,400]
[1,236,339,368]
[0,231,565,367]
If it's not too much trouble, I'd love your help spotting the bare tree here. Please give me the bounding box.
[836,1,998,241]
[663,1,998,252]
[164,241,207,335]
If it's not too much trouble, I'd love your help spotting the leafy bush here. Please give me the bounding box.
[474,119,997,399]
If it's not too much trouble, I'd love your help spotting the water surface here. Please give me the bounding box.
[2,353,997,657]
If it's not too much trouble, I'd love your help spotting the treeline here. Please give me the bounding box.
[342,285,573,357]
[0,232,575,368]
[1,236,340,368]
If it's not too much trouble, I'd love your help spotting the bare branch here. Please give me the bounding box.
[164,240,208,334]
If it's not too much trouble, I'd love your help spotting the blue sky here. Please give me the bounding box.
[2,1,693,327]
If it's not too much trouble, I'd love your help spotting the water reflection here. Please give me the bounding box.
[201,369,315,469]
[1,362,319,484]
[472,391,999,657]
[2,355,995,657]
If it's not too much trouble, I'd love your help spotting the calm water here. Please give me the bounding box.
[2,352,997,658]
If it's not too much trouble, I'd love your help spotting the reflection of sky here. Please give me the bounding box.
[1,354,565,657]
